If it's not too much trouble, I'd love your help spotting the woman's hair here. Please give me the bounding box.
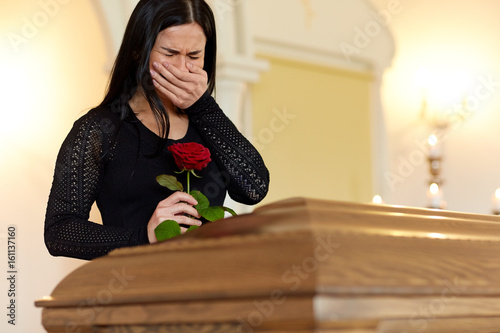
[99,0,217,140]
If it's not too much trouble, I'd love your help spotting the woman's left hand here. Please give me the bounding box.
[151,62,208,109]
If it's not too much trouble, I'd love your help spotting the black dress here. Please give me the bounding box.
[44,92,270,260]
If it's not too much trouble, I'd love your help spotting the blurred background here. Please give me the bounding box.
[2,0,500,331]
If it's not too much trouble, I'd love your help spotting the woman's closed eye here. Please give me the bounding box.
[164,54,199,60]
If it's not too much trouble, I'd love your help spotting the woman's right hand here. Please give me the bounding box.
[147,191,202,243]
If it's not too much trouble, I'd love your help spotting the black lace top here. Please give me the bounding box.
[44,92,270,260]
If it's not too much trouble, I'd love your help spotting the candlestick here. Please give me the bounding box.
[428,134,441,159]
[492,189,500,215]
[427,133,444,191]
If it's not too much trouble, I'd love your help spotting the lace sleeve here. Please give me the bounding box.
[185,92,270,205]
[44,110,148,260]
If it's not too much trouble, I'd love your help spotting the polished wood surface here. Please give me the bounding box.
[36,198,500,332]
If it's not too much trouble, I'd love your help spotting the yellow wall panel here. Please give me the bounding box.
[251,56,374,205]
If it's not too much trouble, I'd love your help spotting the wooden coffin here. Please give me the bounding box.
[36,198,500,332]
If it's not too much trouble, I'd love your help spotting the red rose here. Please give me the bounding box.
[168,142,212,171]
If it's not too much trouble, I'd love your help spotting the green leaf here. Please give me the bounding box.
[156,175,184,192]
[187,225,199,232]
[189,190,237,222]
[200,206,225,222]
[190,190,210,211]
[154,220,181,242]
[221,206,238,217]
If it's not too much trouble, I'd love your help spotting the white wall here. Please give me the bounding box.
[371,0,500,214]
[0,1,109,332]
[248,0,395,198]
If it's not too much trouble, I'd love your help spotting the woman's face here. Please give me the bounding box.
[149,22,206,73]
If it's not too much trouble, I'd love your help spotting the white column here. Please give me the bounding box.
[209,0,269,126]
[208,0,269,212]
[91,0,139,70]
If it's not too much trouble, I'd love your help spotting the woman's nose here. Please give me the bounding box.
[172,56,189,72]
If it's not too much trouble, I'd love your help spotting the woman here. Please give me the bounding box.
[44,0,269,260]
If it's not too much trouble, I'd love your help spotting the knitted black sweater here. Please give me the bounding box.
[44,92,269,260]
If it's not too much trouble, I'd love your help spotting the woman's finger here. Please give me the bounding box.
[152,62,198,89]
[152,78,186,106]
[160,191,198,207]
[151,62,207,104]
[175,215,203,227]
[186,62,206,75]
[150,68,184,96]
[156,203,201,219]
[160,63,190,86]
[166,62,207,83]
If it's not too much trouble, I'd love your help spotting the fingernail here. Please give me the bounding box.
[163,62,169,68]
[153,62,159,69]
[187,63,193,68]
[150,69,156,77]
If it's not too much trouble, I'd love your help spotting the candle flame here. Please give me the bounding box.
[428,134,438,147]
[372,195,383,204]
[430,183,439,194]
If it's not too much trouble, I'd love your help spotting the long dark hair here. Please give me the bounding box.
[99,0,217,140]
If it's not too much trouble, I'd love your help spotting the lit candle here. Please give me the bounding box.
[372,195,383,204]
[428,134,441,159]
[492,189,500,214]
[427,183,443,209]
